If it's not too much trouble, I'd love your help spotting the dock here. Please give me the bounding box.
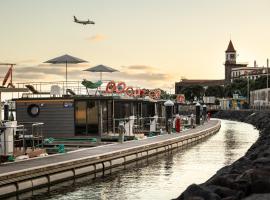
[0,120,221,198]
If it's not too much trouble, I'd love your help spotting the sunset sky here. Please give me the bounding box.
[1,0,270,91]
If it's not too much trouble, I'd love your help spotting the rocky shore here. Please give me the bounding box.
[174,110,270,200]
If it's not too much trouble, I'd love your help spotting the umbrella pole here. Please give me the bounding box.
[0,92,2,121]
[66,61,68,94]
[99,72,102,96]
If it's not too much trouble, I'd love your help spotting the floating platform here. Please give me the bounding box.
[0,120,221,198]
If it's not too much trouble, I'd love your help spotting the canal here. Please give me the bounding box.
[21,119,258,200]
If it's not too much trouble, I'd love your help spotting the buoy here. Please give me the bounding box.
[125,87,134,96]
[106,81,116,93]
[116,82,126,93]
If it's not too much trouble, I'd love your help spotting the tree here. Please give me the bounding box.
[253,76,270,90]
[224,78,255,98]
[181,85,205,101]
[205,85,224,97]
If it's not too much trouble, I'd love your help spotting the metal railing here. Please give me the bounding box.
[16,80,133,98]
[16,122,44,150]
[112,116,166,136]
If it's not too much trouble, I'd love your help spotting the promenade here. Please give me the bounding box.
[0,120,221,198]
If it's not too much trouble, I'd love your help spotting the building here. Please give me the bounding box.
[250,88,270,108]
[175,40,269,94]
[224,40,248,84]
[225,40,269,82]
[175,79,224,94]
[231,64,267,82]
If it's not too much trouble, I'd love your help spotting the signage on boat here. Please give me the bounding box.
[63,102,73,108]
[105,81,161,99]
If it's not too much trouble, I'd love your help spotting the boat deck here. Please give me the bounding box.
[0,120,219,177]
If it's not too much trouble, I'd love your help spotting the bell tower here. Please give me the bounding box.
[225,40,237,84]
[225,40,236,64]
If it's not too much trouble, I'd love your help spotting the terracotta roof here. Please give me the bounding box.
[176,79,224,86]
[225,40,236,53]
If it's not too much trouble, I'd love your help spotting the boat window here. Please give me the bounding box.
[27,104,40,117]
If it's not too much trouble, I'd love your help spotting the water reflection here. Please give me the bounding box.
[15,119,258,200]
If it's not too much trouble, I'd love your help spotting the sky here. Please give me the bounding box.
[1,0,270,91]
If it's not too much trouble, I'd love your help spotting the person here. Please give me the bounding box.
[207,112,211,121]
[190,113,195,128]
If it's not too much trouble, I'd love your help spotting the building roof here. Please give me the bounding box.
[231,66,266,71]
[225,40,236,53]
[176,79,224,86]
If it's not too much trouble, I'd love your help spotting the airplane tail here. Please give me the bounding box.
[73,16,77,21]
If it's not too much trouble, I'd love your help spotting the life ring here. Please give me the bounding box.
[27,104,40,117]
[140,89,146,97]
[143,89,149,96]
[155,89,161,99]
[116,82,126,93]
[106,81,116,93]
[125,87,134,96]
[149,90,156,99]
[134,89,141,97]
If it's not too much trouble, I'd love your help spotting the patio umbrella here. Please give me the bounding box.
[83,64,119,81]
[44,54,87,86]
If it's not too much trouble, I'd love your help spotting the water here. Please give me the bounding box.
[27,119,259,200]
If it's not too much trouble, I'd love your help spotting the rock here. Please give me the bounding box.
[207,185,244,199]
[177,110,270,199]
[243,193,270,200]
[251,180,270,193]
[174,184,221,200]
[206,176,239,190]
[253,157,270,167]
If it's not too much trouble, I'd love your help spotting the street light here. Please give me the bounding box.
[267,58,269,104]
[247,73,250,105]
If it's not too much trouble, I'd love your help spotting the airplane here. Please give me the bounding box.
[73,16,95,25]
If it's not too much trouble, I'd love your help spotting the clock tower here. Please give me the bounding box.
[225,40,237,84]
[225,40,236,64]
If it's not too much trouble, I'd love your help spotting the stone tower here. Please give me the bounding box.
[225,40,237,84]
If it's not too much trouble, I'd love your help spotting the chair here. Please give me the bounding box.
[25,85,50,95]
[50,85,61,97]
[66,89,76,96]
[81,79,103,95]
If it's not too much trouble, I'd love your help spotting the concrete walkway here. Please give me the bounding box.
[0,120,219,176]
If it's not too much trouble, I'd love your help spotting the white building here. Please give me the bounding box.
[231,66,268,81]
[250,88,270,108]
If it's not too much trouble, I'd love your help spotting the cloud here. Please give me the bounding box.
[15,66,64,75]
[121,65,155,71]
[12,65,86,81]
[117,72,172,81]
[17,59,38,64]
[86,34,107,42]
[8,63,176,91]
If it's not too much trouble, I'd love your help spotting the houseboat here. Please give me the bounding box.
[13,80,167,139]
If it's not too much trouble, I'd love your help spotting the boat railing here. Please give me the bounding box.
[112,116,166,136]
[16,80,142,98]
[17,122,44,149]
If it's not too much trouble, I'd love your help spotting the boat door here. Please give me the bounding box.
[75,101,87,135]
[75,100,99,135]
[86,101,98,134]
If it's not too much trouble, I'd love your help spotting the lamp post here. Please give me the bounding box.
[195,102,201,125]
[247,72,250,106]
[164,100,174,134]
[202,104,207,124]
[267,58,269,105]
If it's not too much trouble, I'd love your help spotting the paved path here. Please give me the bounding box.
[0,120,219,176]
